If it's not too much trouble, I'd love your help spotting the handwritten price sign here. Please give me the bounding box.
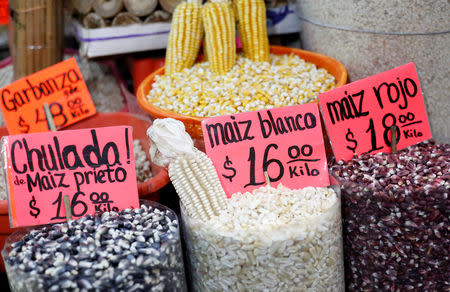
[319,63,432,162]
[0,58,96,134]
[2,126,139,227]
[202,103,329,197]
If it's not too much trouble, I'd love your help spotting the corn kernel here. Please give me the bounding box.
[147,54,336,117]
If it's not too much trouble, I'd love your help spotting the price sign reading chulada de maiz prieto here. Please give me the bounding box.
[2,126,139,228]
[318,62,432,162]
[201,103,329,198]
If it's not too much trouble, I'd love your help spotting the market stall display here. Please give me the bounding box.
[2,201,187,291]
[0,0,447,290]
[330,140,450,291]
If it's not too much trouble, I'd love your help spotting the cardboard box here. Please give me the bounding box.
[73,21,171,58]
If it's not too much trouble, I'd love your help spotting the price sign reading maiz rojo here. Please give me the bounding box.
[2,126,139,228]
[201,103,330,197]
[318,62,432,162]
[0,58,96,134]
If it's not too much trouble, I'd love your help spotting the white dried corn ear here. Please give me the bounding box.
[148,118,228,220]
[169,148,227,221]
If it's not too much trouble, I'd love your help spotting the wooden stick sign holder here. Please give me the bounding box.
[390,125,398,154]
[44,102,72,222]
[264,171,271,187]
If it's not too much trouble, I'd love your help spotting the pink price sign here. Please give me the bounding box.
[2,126,139,228]
[318,62,432,162]
[201,103,330,198]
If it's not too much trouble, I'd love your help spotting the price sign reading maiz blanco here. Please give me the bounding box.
[201,103,329,197]
[318,63,432,162]
[0,58,96,134]
[2,126,139,228]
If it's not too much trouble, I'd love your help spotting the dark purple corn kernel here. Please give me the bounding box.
[331,140,450,291]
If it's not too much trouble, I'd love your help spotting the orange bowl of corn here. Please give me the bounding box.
[137,45,347,140]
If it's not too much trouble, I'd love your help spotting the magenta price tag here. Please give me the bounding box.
[202,103,330,198]
[319,62,432,162]
[2,126,139,227]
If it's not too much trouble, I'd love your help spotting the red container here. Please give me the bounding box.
[64,112,169,199]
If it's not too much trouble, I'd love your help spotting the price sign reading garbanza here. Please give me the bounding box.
[2,126,139,228]
[319,63,432,162]
[0,58,96,134]
[202,103,329,197]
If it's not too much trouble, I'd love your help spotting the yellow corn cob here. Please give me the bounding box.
[169,148,227,221]
[202,0,236,74]
[234,0,270,62]
[165,0,203,75]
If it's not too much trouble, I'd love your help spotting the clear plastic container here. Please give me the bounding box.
[330,139,450,290]
[181,185,345,291]
[295,0,450,137]
[2,200,187,292]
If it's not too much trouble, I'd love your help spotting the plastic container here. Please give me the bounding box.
[129,57,165,95]
[64,112,170,200]
[295,0,450,137]
[136,45,347,140]
[330,139,449,290]
[2,200,187,291]
[0,127,11,272]
[181,184,345,291]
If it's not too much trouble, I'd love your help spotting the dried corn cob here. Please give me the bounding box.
[165,0,203,75]
[202,0,236,74]
[169,148,227,221]
[147,118,227,221]
[234,0,270,62]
